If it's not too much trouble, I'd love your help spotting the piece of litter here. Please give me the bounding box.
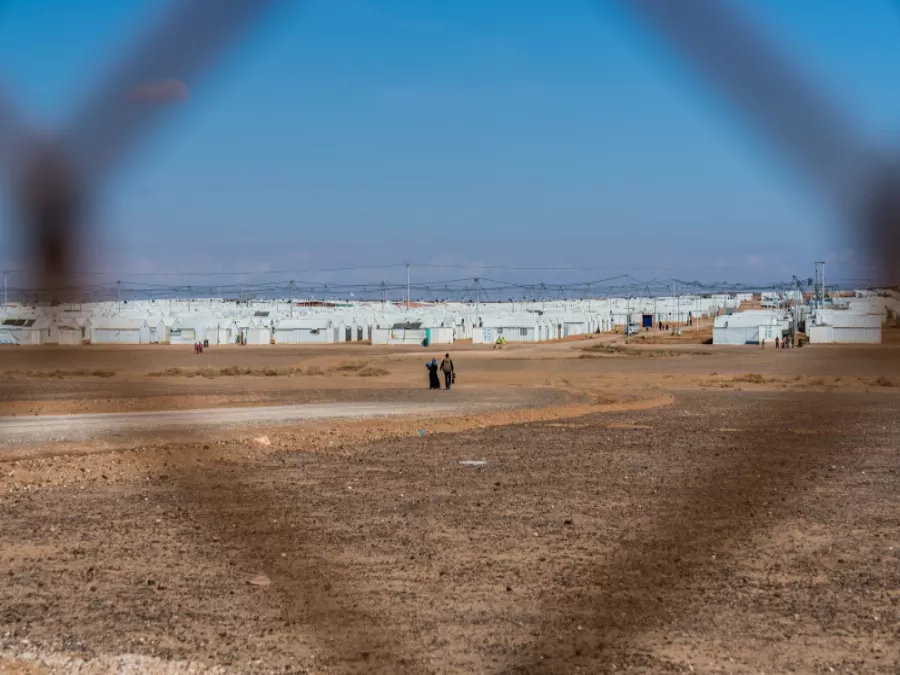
[254,436,271,446]
[418,430,426,436]
[458,460,487,467]
[247,574,272,587]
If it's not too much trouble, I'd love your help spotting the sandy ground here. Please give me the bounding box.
[1,339,899,673]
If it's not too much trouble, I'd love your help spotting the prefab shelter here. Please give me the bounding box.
[147,317,168,343]
[713,311,783,345]
[217,319,238,345]
[474,316,539,343]
[57,317,89,345]
[0,317,52,345]
[373,321,425,345]
[170,316,220,345]
[273,318,334,344]
[90,318,151,344]
[808,311,881,344]
[245,325,272,345]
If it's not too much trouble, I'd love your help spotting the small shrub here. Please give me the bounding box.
[732,373,771,384]
[874,376,896,387]
[335,361,365,372]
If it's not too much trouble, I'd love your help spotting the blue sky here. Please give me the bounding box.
[1,0,899,287]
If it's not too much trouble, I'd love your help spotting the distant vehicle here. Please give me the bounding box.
[626,322,641,336]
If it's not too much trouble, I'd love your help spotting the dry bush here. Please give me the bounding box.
[732,373,775,384]
[334,361,366,372]
[874,376,896,387]
[6,368,116,379]
[219,365,249,376]
[358,366,388,377]
[582,343,711,358]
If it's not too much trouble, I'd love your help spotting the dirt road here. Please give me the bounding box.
[0,399,516,448]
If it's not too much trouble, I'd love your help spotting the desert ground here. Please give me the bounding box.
[1,332,899,673]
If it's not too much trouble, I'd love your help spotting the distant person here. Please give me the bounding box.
[760,338,765,350]
[426,358,440,390]
[440,353,455,390]
[775,336,780,349]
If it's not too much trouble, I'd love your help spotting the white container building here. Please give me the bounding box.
[807,310,881,344]
[90,318,151,345]
[273,318,334,344]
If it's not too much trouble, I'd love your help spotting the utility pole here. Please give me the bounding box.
[289,281,295,319]
[814,260,826,308]
[821,261,826,306]
[406,263,410,311]
[116,280,121,315]
[3,271,7,308]
[625,295,631,344]
[381,281,386,311]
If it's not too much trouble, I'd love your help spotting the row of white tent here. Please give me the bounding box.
[0,293,747,346]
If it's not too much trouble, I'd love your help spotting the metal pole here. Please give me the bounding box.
[675,281,680,335]
[626,295,631,344]
[406,263,410,311]
[3,271,6,308]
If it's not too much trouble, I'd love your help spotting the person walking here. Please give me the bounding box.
[440,353,455,390]
[426,358,440,390]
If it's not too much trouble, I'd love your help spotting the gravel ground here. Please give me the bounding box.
[1,391,898,673]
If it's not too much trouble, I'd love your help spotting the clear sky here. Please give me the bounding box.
[1,0,899,288]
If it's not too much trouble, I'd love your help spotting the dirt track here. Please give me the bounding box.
[0,394,537,448]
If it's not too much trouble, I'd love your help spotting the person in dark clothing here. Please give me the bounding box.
[426,359,440,389]
[440,353,455,389]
